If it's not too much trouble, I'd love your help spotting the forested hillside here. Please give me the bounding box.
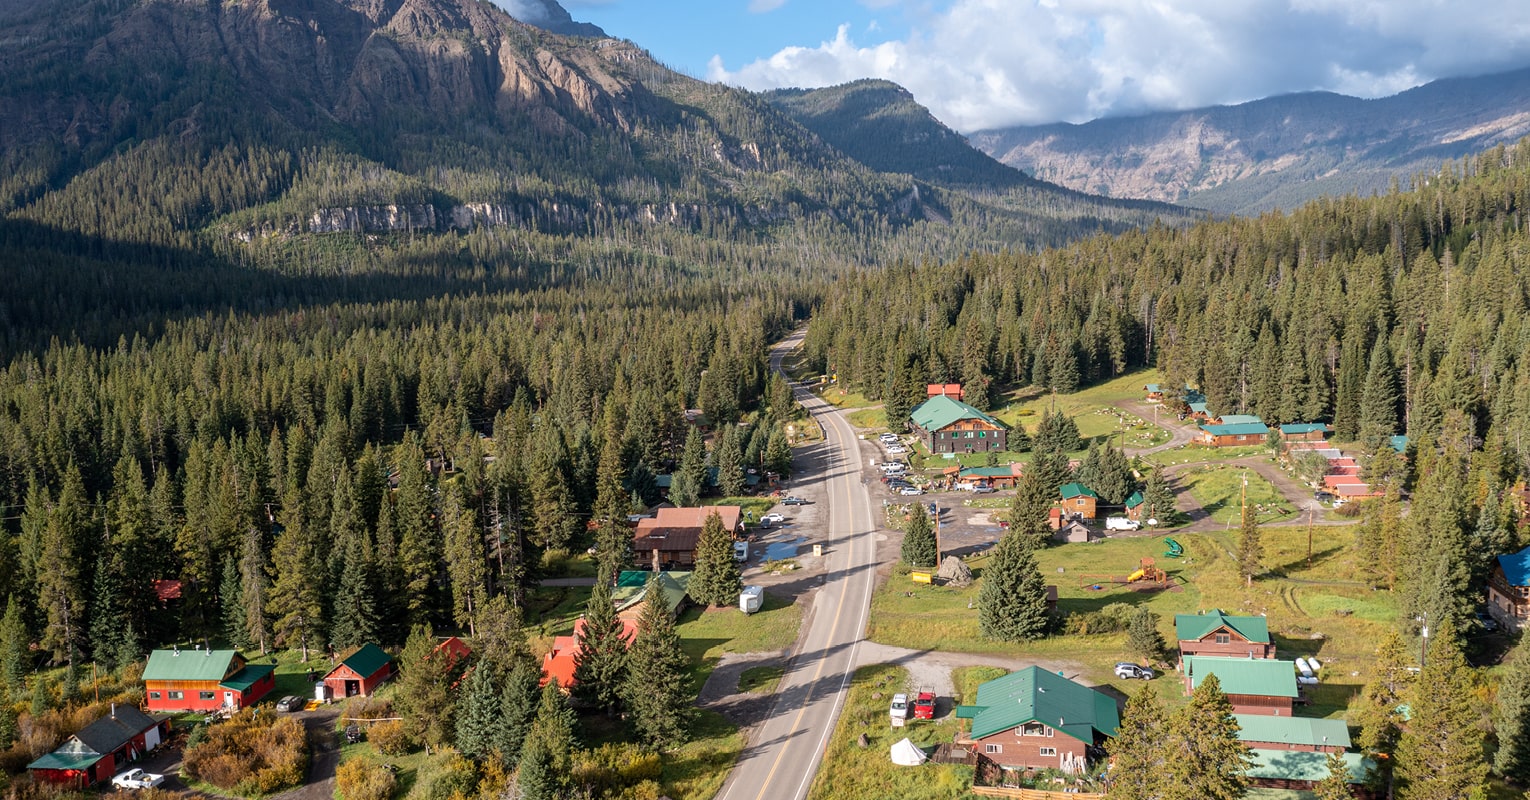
[0,0,1192,355]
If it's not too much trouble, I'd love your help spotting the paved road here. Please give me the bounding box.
[714,331,878,800]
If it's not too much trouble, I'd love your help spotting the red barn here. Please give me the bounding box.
[323,643,395,699]
[1183,656,1299,716]
[28,705,170,786]
[143,648,275,713]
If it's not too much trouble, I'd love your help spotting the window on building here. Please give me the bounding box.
[978,431,986,438]
[1039,747,1057,757]
[1215,633,1230,644]
[1020,722,1050,737]
[168,691,183,700]
[1076,499,1086,507]
[148,692,160,700]
[985,744,1003,754]
[200,691,216,701]
[966,431,974,438]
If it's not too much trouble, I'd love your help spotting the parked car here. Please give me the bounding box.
[971,484,995,494]
[878,433,899,442]
[345,724,364,744]
[1475,611,1501,632]
[899,486,923,496]
[1105,516,1141,531]
[886,446,908,455]
[275,695,303,712]
[759,512,785,526]
[1114,662,1155,680]
[781,496,809,505]
[733,541,749,562]
[112,769,166,790]
[1313,490,1335,502]
[913,691,936,720]
[889,693,909,721]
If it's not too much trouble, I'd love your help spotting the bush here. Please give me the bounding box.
[1062,602,1137,635]
[368,720,413,756]
[410,752,477,800]
[571,743,663,796]
[336,758,397,800]
[181,710,308,794]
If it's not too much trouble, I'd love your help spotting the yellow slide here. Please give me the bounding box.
[1126,568,1146,582]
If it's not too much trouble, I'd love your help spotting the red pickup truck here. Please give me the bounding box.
[913,690,936,720]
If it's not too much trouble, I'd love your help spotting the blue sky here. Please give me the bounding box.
[548,0,1530,133]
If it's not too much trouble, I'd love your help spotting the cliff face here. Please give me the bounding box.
[969,69,1530,214]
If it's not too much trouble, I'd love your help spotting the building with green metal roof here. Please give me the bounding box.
[1245,749,1371,789]
[143,648,276,713]
[1183,656,1299,715]
[1234,714,1349,752]
[909,395,1007,455]
[1175,610,1276,661]
[1057,482,1100,519]
[1198,422,1270,446]
[954,666,1118,773]
[1218,414,1264,426]
[322,643,395,700]
[614,570,692,620]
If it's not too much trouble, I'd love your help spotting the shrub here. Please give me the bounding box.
[181,710,308,794]
[1062,602,1137,635]
[368,720,413,756]
[336,758,397,800]
[571,743,663,796]
[410,752,477,800]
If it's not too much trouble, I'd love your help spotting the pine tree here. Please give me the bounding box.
[442,488,487,636]
[239,524,272,654]
[678,426,708,500]
[1165,674,1252,800]
[495,649,542,767]
[1237,500,1262,587]
[1028,448,1073,502]
[393,624,456,752]
[38,466,89,664]
[572,571,629,714]
[1353,631,1408,795]
[394,433,442,625]
[267,487,324,662]
[330,542,379,650]
[622,573,693,749]
[111,621,141,672]
[90,549,126,667]
[1105,684,1169,800]
[1125,606,1165,664]
[714,425,746,498]
[519,680,577,799]
[1313,750,1354,800]
[764,428,793,477]
[1035,408,1082,453]
[220,555,249,650]
[1496,637,1530,784]
[0,683,16,749]
[0,597,28,692]
[690,512,742,607]
[455,660,500,762]
[1143,467,1174,524]
[1396,620,1486,800]
[1358,334,1400,448]
[978,529,1050,641]
[901,505,937,568]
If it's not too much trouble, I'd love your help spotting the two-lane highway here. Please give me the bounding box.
[715,331,880,800]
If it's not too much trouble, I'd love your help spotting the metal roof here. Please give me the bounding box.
[142,649,239,682]
[1124,491,1144,509]
[1390,435,1409,453]
[1201,422,1270,436]
[1218,415,1264,425]
[1175,610,1271,644]
[958,666,1118,743]
[1246,749,1370,784]
[909,395,1004,433]
[28,750,101,772]
[613,571,691,616]
[1234,715,1350,749]
[1498,546,1530,587]
[1278,423,1328,435]
[332,643,392,679]
[219,663,276,692]
[1059,482,1098,500]
[960,466,1016,478]
[1184,656,1298,698]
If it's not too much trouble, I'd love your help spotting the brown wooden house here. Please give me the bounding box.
[1198,422,1270,446]
[1175,610,1276,661]
[1488,545,1530,632]
[909,395,1007,454]
[1057,483,1099,520]
[1182,656,1298,716]
[954,667,1118,774]
[631,506,743,570]
[1234,715,1349,753]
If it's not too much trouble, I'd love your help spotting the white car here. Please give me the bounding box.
[759,512,785,526]
[886,446,908,455]
[890,693,909,721]
[899,486,923,496]
[112,769,166,790]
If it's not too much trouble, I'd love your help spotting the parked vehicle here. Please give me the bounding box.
[112,769,166,790]
[913,691,936,720]
[1313,490,1335,502]
[886,446,908,455]
[275,695,302,712]
[759,512,785,526]
[971,485,995,494]
[345,724,364,744]
[878,433,899,442]
[781,496,809,505]
[899,486,923,496]
[1105,517,1141,531]
[1475,611,1501,632]
[1114,662,1155,680]
[889,693,909,722]
[733,541,749,562]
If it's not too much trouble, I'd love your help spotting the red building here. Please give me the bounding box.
[1183,656,1299,716]
[142,648,275,713]
[322,643,395,700]
[926,383,964,400]
[1175,610,1276,662]
[28,705,170,786]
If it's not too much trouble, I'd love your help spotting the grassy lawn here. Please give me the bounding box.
[676,591,803,687]
[815,385,879,409]
[1178,465,1297,525]
[708,495,777,526]
[527,584,595,640]
[988,371,1169,449]
[1147,444,1270,466]
[806,665,976,800]
[737,665,786,694]
[541,550,599,579]
[848,408,888,429]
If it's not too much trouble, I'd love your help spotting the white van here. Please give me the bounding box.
[1105,517,1140,531]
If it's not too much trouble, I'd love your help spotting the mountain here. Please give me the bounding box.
[492,0,605,37]
[969,68,1530,215]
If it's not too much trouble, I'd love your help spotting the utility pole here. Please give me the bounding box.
[1306,506,1314,570]
[934,504,942,564]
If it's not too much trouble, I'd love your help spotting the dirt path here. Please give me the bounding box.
[1119,400,1197,456]
[696,650,793,729]
[1161,456,1353,533]
[269,709,342,800]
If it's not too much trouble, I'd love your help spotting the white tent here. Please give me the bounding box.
[889,737,928,766]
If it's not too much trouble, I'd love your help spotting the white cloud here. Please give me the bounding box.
[709,0,1530,131]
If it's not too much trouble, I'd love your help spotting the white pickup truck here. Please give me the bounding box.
[1105,516,1140,531]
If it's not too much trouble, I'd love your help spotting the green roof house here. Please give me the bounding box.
[614,570,692,620]
[1175,610,1276,661]
[1183,656,1299,716]
[1057,482,1100,519]
[1198,422,1270,446]
[1124,491,1145,520]
[954,667,1118,773]
[1245,749,1371,790]
[1234,714,1349,753]
[909,395,1007,455]
[1218,414,1264,426]
[143,648,276,713]
[322,643,395,700]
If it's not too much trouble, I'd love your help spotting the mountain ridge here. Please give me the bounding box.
[969,67,1530,214]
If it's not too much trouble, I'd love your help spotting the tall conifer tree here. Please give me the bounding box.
[978,529,1050,641]
[622,573,693,749]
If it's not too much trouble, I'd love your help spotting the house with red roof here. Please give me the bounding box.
[540,617,641,689]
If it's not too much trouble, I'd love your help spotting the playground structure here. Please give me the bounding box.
[1163,537,1184,559]
[1080,557,1172,590]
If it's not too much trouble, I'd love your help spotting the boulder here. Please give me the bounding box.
[937,555,973,587]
